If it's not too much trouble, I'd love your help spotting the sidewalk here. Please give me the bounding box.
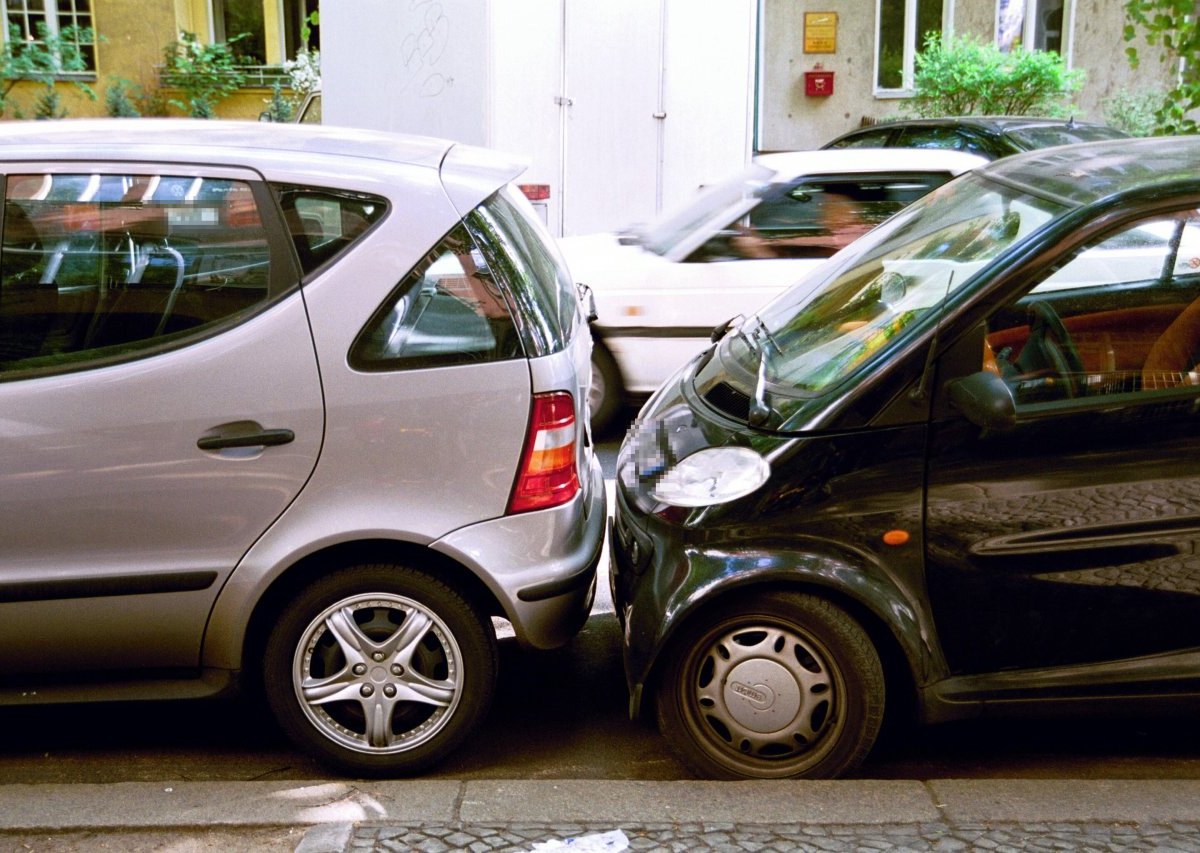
[2,778,1199,851]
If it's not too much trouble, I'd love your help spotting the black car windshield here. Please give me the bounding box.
[725,172,1067,408]
[638,163,774,257]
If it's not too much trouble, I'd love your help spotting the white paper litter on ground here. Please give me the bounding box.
[529,828,630,851]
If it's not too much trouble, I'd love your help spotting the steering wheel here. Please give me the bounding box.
[1023,301,1085,397]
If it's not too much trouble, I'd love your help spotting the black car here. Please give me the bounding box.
[612,136,1200,780]
[821,115,1129,160]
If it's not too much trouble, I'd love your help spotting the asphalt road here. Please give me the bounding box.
[2,419,1200,785]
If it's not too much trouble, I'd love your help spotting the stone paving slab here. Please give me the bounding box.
[930,778,1200,824]
[459,780,939,825]
[0,780,462,830]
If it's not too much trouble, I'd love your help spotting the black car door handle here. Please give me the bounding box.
[197,428,295,451]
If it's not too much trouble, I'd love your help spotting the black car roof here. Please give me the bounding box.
[978,135,1200,208]
[852,115,1117,135]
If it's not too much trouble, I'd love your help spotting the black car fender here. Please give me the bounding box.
[628,537,939,717]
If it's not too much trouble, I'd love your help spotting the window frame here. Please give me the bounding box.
[995,0,1074,64]
[873,0,952,98]
[1,0,97,76]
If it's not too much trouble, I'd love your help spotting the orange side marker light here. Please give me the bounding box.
[882,529,910,547]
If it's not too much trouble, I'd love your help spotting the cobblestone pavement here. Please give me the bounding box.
[343,820,1200,852]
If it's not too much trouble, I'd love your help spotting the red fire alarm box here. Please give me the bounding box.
[805,69,834,97]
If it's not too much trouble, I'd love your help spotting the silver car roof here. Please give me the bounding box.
[0,119,527,206]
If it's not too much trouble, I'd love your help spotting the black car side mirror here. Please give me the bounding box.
[947,370,1017,431]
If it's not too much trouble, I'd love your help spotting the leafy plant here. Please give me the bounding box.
[1102,86,1166,136]
[261,80,294,122]
[161,30,246,118]
[907,33,1085,118]
[1123,0,1200,134]
[104,77,140,117]
[0,22,96,119]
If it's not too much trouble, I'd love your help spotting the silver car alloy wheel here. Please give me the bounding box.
[293,592,464,755]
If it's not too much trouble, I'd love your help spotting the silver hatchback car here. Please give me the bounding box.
[0,120,606,775]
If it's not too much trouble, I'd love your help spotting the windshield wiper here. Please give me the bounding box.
[734,316,781,427]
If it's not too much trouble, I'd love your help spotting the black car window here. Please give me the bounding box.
[715,174,957,261]
[0,173,272,378]
[826,128,893,149]
[894,126,976,152]
[274,185,387,276]
[985,211,1200,405]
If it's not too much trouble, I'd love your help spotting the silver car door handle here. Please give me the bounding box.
[197,428,295,451]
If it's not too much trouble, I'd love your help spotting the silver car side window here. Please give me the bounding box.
[351,220,522,371]
[0,173,271,376]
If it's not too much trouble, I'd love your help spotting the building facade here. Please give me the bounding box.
[0,0,316,120]
[758,0,1175,151]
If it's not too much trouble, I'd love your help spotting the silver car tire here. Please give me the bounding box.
[655,591,884,779]
[263,563,497,776]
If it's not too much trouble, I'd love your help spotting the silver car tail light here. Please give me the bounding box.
[508,391,580,513]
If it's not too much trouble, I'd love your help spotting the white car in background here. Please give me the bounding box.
[560,148,986,430]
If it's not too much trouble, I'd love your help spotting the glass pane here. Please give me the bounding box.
[877,0,906,89]
[916,0,943,52]
[353,222,520,370]
[276,185,387,275]
[0,174,271,374]
[989,213,1200,402]
[221,0,266,63]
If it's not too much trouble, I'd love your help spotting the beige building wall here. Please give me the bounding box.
[0,0,282,121]
[760,0,1176,152]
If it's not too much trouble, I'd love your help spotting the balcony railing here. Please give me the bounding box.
[157,64,291,90]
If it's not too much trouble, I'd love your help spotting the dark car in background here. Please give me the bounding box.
[612,136,1200,780]
[821,115,1129,160]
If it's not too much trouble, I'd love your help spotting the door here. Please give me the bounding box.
[0,167,323,675]
[926,207,1200,678]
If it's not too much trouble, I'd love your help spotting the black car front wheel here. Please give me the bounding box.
[655,591,884,779]
[263,563,498,777]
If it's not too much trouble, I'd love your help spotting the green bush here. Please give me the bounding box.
[161,31,246,118]
[908,33,1085,118]
[1102,87,1166,136]
[104,77,141,117]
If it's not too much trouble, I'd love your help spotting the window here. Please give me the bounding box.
[3,0,96,72]
[352,221,522,371]
[894,126,992,157]
[728,174,958,260]
[275,185,387,276]
[0,173,272,375]
[986,211,1200,406]
[876,0,945,94]
[996,0,1070,57]
[212,0,318,64]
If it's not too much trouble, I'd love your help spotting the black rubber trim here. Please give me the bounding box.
[0,570,219,603]
[517,541,603,603]
[591,324,712,339]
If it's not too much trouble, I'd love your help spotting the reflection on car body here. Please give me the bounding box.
[611,136,1200,780]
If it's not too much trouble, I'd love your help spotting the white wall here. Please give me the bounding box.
[322,0,490,144]
[320,0,756,236]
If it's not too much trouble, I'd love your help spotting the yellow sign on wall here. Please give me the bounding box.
[804,12,838,54]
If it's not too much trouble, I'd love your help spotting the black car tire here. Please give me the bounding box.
[263,563,498,777]
[588,341,623,435]
[655,591,884,779]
